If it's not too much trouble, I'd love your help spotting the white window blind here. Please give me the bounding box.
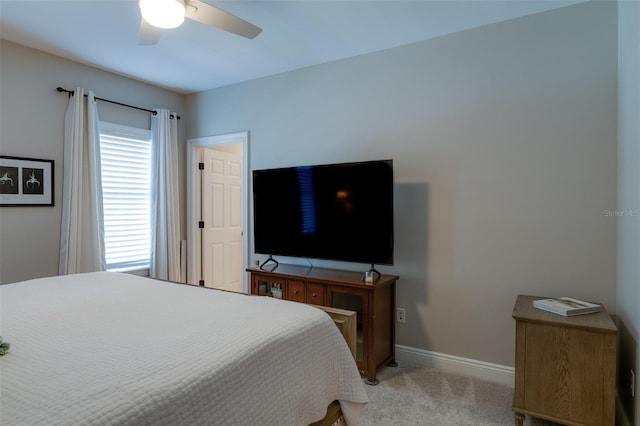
[99,122,152,273]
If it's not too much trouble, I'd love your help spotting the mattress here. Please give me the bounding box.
[0,272,368,425]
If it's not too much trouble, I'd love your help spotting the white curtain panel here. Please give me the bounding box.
[59,88,106,274]
[150,109,181,281]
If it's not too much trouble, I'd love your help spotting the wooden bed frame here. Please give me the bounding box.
[314,305,357,359]
[310,401,344,426]
[309,305,358,425]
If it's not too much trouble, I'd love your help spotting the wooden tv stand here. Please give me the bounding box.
[247,264,399,385]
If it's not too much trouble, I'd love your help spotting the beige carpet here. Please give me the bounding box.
[358,361,561,426]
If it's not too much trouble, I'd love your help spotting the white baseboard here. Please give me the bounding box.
[395,344,515,387]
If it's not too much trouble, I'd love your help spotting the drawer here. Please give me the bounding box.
[305,283,325,305]
[287,280,305,302]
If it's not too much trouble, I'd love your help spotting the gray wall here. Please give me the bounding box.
[617,0,640,424]
[0,1,623,370]
[185,1,618,367]
[0,40,186,285]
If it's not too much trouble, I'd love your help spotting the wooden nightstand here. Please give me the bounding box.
[512,295,617,426]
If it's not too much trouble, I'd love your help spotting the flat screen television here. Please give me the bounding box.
[252,159,393,266]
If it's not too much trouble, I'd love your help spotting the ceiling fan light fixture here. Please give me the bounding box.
[139,0,185,29]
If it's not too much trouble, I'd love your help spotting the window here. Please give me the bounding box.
[99,122,152,274]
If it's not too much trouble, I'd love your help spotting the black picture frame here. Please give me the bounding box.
[0,155,54,206]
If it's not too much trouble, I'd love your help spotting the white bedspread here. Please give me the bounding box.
[0,272,367,425]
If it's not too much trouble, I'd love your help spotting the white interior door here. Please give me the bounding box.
[201,147,243,292]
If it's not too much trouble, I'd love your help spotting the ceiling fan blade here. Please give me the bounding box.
[139,17,164,45]
[185,0,262,39]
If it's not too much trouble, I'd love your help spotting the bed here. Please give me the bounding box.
[0,272,368,425]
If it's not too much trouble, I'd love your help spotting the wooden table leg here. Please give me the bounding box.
[514,412,524,426]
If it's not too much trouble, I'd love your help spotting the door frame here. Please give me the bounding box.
[186,131,250,292]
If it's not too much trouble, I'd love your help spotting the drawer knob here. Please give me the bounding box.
[312,293,318,297]
[293,290,299,294]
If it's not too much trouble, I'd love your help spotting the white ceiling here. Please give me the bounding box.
[0,0,582,94]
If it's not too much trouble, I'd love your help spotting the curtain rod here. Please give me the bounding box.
[56,87,180,120]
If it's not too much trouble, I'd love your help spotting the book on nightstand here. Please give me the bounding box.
[532,297,602,316]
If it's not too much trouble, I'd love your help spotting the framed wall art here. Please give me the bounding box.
[0,155,54,206]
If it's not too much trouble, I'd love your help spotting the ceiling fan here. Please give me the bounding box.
[138,0,262,45]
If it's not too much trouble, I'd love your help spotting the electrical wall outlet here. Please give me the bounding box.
[396,308,406,323]
[631,369,635,398]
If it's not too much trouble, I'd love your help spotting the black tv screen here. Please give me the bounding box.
[252,159,393,265]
